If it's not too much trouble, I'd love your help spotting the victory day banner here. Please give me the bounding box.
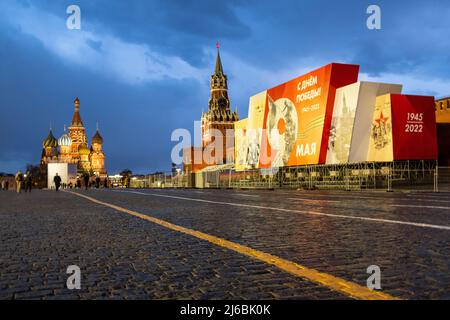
[258,63,359,168]
[367,94,437,162]
[234,118,249,172]
[326,82,361,164]
[367,94,394,161]
[348,82,402,163]
[246,91,267,171]
[390,94,437,160]
[327,81,403,165]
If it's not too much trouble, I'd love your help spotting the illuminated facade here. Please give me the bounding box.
[90,128,106,175]
[40,98,107,176]
[435,96,450,123]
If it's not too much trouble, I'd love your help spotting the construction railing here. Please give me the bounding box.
[130,160,446,192]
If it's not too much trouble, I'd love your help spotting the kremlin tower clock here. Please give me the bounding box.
[201,44,239,164]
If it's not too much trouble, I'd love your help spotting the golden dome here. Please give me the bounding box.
[42,130,58,148]
[92,130,103,144]
[78,143,90,155]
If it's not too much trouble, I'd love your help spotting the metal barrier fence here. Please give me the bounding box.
[131,161,448,192]
[130,173,188,188]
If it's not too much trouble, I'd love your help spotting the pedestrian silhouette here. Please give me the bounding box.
[54,173,62,191]
[25,170,32,193]
[83,173,89,190]
[15,170,24,193]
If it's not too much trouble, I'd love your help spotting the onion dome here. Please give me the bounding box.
[78,143,90,155]
[42,130,58,148]
[91,130,103,145]
[58,126,72,147]
[58,133,72,147]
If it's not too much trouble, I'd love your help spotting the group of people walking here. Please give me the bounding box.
[2,170,109,193]
[1,178,10,191]
[53,173,108,191]
[13,170,33,193]
[52,172,89,191]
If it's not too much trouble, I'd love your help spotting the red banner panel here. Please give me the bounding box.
[258,63,359,168]
[391,94,438,160]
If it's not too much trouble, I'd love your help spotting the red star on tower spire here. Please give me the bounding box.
[216,41,220,49]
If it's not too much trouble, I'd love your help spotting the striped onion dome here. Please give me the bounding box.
[42,130,58,148]
[58,126,72,147]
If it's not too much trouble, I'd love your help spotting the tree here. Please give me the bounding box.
[120,169,132,177]
[26,163,43,188]
[120,169,132,188]
[26,164,41,176]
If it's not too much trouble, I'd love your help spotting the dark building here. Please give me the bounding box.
[435,96,450,166]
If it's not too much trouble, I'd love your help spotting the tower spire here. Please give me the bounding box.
[214,42,223,75]
[71,97,84,127]
[74,97,80,110]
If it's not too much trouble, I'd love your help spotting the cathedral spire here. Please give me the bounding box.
[71,97,84,127]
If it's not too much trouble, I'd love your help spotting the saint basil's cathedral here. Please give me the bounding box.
[40,97,106,177]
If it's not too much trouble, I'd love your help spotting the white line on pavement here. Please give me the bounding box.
[288,198,341,203]
[405,194,450,199]
[234,194,260,198]
[161,188,448,203]
[287,193,450,204]
[112,190,450,231]
[391,204,450,210]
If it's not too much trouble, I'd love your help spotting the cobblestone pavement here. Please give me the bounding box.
[0,188,449,300]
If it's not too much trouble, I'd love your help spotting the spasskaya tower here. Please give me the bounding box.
[201,43,239,164]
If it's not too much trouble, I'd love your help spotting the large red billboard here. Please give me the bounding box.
[391,94,438,160]
[258,63,359,167]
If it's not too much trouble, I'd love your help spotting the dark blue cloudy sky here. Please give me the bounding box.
[1,0,450,174]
